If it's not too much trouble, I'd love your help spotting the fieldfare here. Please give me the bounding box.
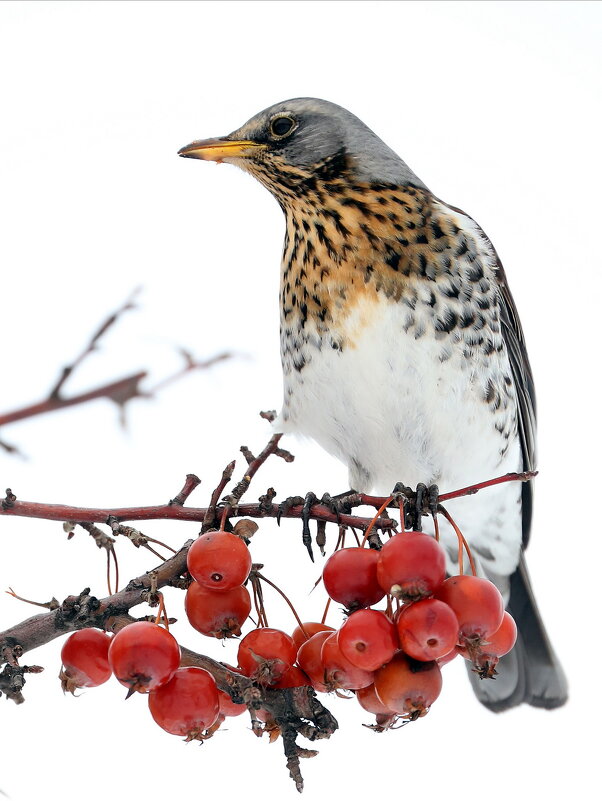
[179,98,568,711]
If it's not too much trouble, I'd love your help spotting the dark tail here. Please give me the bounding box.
[466,553,568,711]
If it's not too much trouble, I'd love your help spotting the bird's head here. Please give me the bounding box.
[178,98,426,203]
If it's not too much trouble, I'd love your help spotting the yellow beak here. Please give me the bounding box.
[177,137,267,163]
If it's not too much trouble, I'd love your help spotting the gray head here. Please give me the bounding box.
[179,98,427,195]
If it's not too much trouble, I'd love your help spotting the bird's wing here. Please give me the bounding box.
[493,254,537,548]
[442,199,537,547]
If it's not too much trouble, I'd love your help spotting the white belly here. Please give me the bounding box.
[275,295,523,577]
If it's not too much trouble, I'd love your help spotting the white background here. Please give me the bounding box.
[0,2,600,799]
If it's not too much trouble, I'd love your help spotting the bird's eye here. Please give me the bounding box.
[269,115,297,139]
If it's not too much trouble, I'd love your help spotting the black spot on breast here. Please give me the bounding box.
[360,223,380,247]
[441,280,460,299]
[435,308,458,333]
[341,196,370,216]
[324,207,350,238]
[467,263,484,282]
[415,233,428,245]
[455,239,469,257]
[459,310,475,328]
[431,221,446,239]
[385,250,401,271]
[314,222,336,259]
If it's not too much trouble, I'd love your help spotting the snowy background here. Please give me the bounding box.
[0,2,599,799]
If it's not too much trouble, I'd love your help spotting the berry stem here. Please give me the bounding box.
[254,571,309,640]
[433,512,440,543]
[360,495,394,547]
[154,592,170,630]
[438,505,477,576]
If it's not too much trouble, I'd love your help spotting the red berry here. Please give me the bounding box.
[217,688,247,718]
[483,611,518,657]
[148,667,220,739]
[108,622,180,693]
[435,575,504,645]
[291,622,335,649]
[374,652,442,718]
[296,631,333,693]
[237,628,297,686]
[338,609,399,671]
[376,532,446,601]
[272,665,311,689]
[356,683,396,716]
[437,647,461,668]
[60,629,112,692]
[216,664,247,717]
[459,611,518,678]
[396,599,459,661]
[185,580,251,638]
[322,547,385,611]
[320,632,374,691]
[187,531,252,592]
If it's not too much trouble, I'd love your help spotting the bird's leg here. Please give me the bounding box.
[319,489,363,518]
[301,492,317,562]
[276,492,318,561]
[277,489,364,562]
[276,495,305,525]
[391,481,439,531]
[413,483,427,531]
[427,484,440,517]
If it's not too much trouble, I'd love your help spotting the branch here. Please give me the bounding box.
[0,290,234,450]
[0,491,395,533]
[0,373,148,428]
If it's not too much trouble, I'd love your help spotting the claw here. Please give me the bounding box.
[302,492,317,562]
[277,495,304,526]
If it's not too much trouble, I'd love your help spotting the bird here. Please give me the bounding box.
[178,97,568,712]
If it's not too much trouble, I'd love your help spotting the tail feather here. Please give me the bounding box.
[467,553,568,711]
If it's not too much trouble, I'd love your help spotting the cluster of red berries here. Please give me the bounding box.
[60,526,517,738]
[309,530,518,723]
[185,530,253,638]
[59,529,256,740]
[60,622,240,740]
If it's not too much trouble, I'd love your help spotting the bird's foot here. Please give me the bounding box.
[319,489,363,518]
[276,489,362,562]
[391,482,439,531]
